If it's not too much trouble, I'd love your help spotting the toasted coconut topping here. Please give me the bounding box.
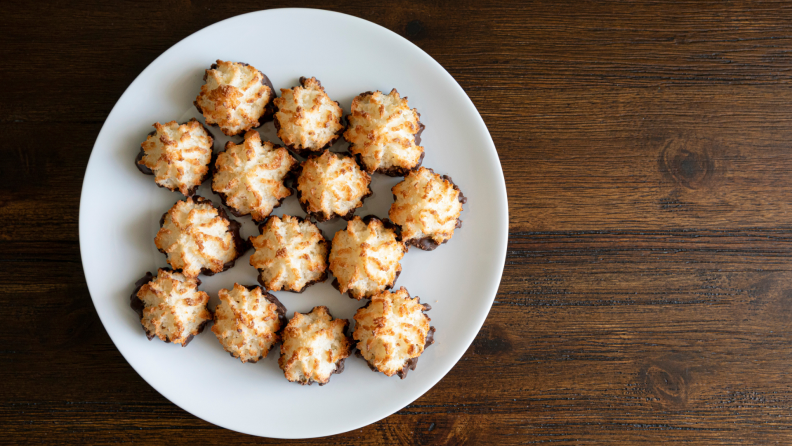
[249,215,329,292]
[344,89,423,174]
[138,119,213,196]
[195,60,274,136]
[212,283,285,363]
[136,269,212,346]
[274,77,344,153]
[389,167,463,247]
[329,216,406,300]
[279,306,350,385]
[354,287,432,376]
[212,131,297,221]
[296,151,371,221]
[155,196,241,277]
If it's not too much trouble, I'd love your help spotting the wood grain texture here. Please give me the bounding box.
[3,0,792,444]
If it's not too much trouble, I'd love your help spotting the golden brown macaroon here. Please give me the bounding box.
[130,268,212,346]
[154,196,246,277]
[389,167,466,251]
[278,306,351,386]
[194,60,275,136]
[135,119,214,196]
[249,215,329,293]
[212,283,287,363]
[295,151,372,222]
[344,89,424,176]
[212,130,297,221]
[353,287,435,378]
[328,216,406,300]
[273,76,345,157]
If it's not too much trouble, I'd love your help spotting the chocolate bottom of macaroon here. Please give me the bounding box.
[156,196,250,276]
[130,271,156,319]
[178,319,212,347]
[414,119,426,146]
[212,188,289,221]
[332,268,402,300]
[404,234,449,251]
[369,119,426,177]
[255,63,277,125]
[402,215,464,251]
[135,148,154,175]
[372,149,426,177]
[288,356,348,386]
[258,270,329,294]
[318,356,348,386]
[194,103,274,137]
[397,326,435,378]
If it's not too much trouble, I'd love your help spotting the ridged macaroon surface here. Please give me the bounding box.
[136,269,212,346]
[154,197,241,277]
[195,60,274,136]
[212,283,285,363]
[138,119,213,195]
[278,306,350,385]
[353,287,432,376]
[212,130,296,221]
[328,216,406,300]
[274,77,344,153]
[296,151,371,221]
[344,89,423,174]
[389,167,463,248]
[249,215,328,292]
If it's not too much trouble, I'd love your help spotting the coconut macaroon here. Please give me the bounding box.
[154,196,246,277]
[211,283,287,363]
[295,151,372,222]
[389,167,466,251]
[135,119,214,196]
[212,130,297,221]
[249,215,329,292]
[273,77,345,157]
[194,60,275,136]
[353,287,435,378]
[279,306,351,385]
[329,216,406,300]
[344,89,425,176]
[130,268,212,346]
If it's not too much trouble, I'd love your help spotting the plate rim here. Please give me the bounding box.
[79,7,508,439]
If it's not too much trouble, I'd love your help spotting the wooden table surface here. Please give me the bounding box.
[4,1,792,444]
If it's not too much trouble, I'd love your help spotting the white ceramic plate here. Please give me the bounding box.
[80,8,507,439]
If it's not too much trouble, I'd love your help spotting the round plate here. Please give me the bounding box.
[80,8,507,439]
